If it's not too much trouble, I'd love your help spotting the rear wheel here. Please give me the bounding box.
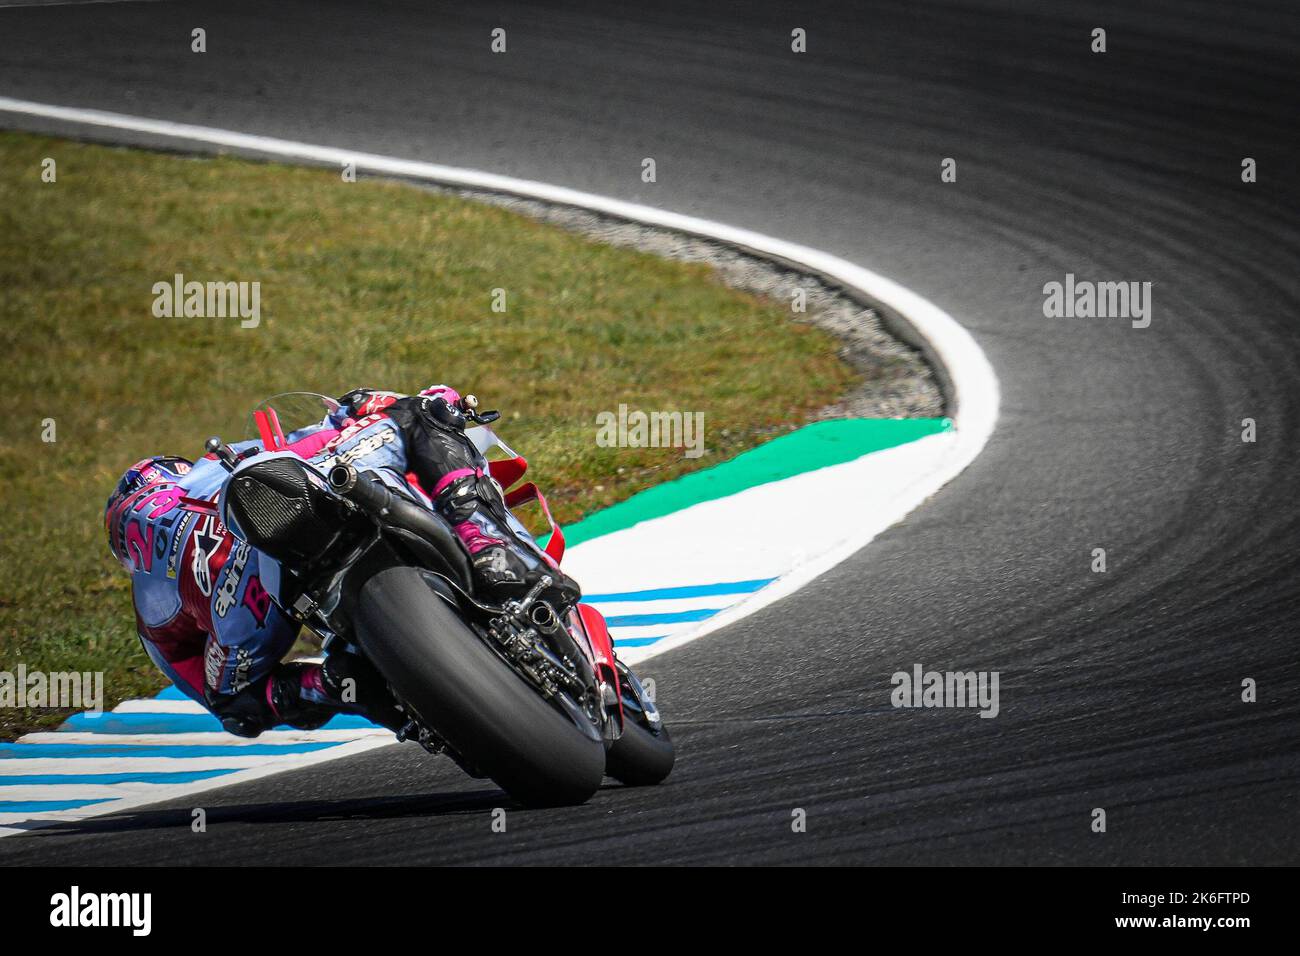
[354,566,606,807]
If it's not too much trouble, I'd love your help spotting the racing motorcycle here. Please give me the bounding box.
[209,392,674,807]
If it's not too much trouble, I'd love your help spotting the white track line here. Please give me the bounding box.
[0,736,395,837]
[0,755,343,774]
[110,699,208,715]
[0,95,1000,822]
[13,729,391,747]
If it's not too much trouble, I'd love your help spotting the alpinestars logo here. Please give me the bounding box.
[317,424,397,470]
[214,542,251,618]
[356,392,398,415]
[190,515,223,596]
[322,413,385,450]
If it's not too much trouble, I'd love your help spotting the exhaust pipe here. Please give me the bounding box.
[530,601,559,633]
[327,463,393,516]
[327,463,358,494]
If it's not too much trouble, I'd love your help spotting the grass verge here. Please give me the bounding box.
[0,131,861,738]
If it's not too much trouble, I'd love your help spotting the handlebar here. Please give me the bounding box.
[206,436,255,473]
[460,393,501,426]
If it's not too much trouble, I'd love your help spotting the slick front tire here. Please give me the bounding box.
[605,719,675,787]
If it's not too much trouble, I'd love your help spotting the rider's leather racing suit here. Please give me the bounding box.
[119,385,579,737]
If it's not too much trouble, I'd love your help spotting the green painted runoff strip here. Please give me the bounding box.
[559,417,951,548]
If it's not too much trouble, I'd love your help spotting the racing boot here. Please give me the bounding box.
[387,388,581,609]
[318,651,407,732]
[207,662,334,738]
[434,468,581,609]
[267,657,406,733]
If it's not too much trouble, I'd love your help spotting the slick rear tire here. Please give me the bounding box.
[605,720,675,787]
[354,567,606,807]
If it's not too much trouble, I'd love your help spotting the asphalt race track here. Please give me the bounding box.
[1,0,1297,864]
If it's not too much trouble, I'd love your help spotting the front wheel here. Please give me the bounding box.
[354,567,606,807]
[605,720,675,787]
[604,664,675,786]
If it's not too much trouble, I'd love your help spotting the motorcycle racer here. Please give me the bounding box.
[103,385,581,738]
